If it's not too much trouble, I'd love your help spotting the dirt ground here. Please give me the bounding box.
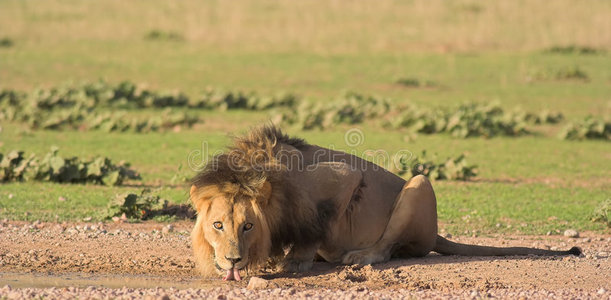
[0,220,609,299]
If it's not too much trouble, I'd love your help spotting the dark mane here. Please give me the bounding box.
[191,124,308,196]
[253,124,308,150]
[191,125,334,260]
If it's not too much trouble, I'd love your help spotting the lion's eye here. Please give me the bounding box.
[213,222,223,230]
[243,223,253,231]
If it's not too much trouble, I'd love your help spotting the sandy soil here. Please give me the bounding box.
[0,220,609,299]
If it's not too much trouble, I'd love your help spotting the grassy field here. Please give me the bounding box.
[0,0,609,235]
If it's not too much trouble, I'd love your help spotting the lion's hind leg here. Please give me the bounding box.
[342,175,438,265]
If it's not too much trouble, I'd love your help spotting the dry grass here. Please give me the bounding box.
[1,0,609,53]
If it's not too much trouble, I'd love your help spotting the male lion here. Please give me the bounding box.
[190,125,580,281]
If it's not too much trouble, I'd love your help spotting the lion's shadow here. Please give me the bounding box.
[259,253,576,280]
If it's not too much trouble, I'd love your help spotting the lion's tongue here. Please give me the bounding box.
[223,269,233,281]
[222,268,241,281]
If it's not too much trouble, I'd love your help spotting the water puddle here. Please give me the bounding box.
[0,272,220,289]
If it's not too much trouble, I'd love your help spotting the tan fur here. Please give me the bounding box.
[190,185,272,277]
[190,125,581,279]
[189,126,305,277]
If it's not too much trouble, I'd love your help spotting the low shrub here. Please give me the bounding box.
[392,151,477,181]
[559,116,611,141]
[192,88,297,110]
[544,46,605,55]
[0,38,13,48]
[591,199,611,228]
[527,66,589,81]
[0,81,299,133]
[388,102,532,138]
[105,189,196,220]
[106,189,163,220]
[275,92,393,130]
[144,30,184,41]
[0,147,140,185]
[395,77,438,88]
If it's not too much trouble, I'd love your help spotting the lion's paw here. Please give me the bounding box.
[280,259,313,273]
[342,249,387,265]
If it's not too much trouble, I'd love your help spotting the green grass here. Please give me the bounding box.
[0,0,609,234]
[2,47,610,117]
[436,182,608,235]
[2,123,609,233]
[0,182,189,222]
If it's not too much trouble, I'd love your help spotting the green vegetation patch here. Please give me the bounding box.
[559,116,611,141]
[275,92,563,138]
[592,199,611,228]
[0,38,13,48]
[0,81,300,133]
[0,147,140,185]
[106,189,194,221]
[544,45,606,55]
[276,92,392,130]
[395,77,438,89]
[0,80,297,112]
[388,102,533,138]
[527,66,590,82]
[393,151,477,181]
[193,88,297,111]
[144,30,184,42]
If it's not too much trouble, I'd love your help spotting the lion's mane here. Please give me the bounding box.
[190,125,335,277]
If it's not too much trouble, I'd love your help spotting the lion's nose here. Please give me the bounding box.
[225,256,242,265]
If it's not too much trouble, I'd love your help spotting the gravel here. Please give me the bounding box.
[0,220,609,299]
[1,285,610,300]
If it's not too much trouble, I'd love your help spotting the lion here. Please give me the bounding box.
[190,125,581,281]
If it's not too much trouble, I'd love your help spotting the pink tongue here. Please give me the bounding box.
[223,269,233,281]
[222,268,241,281]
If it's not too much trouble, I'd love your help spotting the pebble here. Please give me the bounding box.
[563,229,579,238]
[247,277,276,290]
[9,287,606,299]
[162,225,174,234]
[596,252,608,258]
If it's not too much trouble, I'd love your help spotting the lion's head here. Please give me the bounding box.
[189,125,312,280]
[189,126,296,280]
[190,181,273,280]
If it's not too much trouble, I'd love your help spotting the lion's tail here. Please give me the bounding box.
[433,235,581,257]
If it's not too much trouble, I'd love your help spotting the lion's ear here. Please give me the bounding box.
[190,185,205,212]
[256,181,272,206]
